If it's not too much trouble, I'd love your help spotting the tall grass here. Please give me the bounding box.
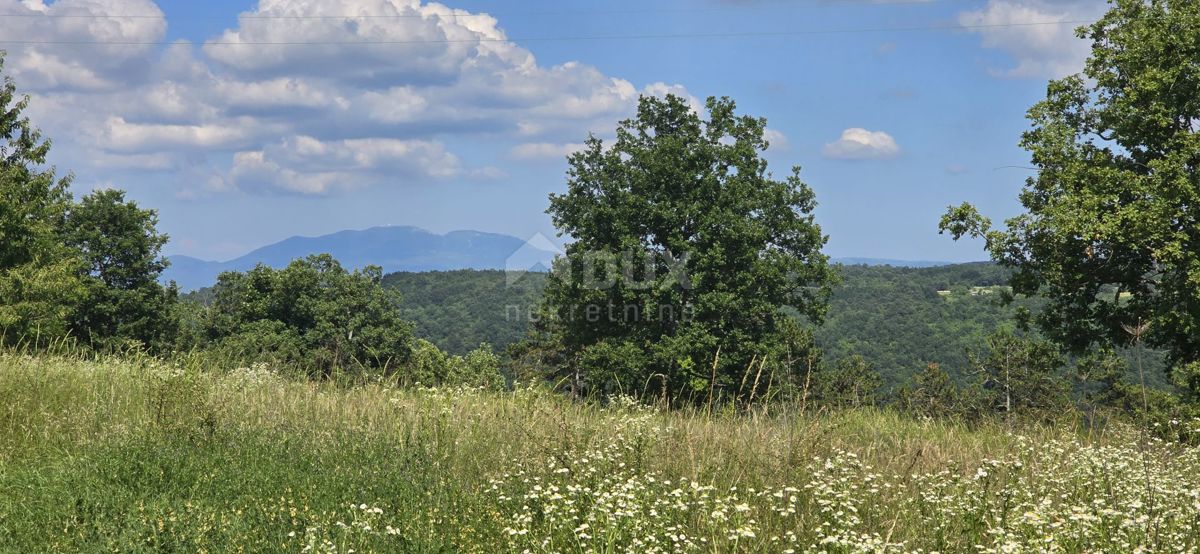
[1,352,1197,552]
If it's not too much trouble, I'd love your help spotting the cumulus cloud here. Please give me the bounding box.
[762,128,789,150]
[3,0,697,196]
[821,128,900,160]
[957,0,1104,78]
[0,0,166,90]
[230,136,464,195]
[510,142,587,161]
[640,82,704,114]
[103,116,262,152]
[203,0,526,86]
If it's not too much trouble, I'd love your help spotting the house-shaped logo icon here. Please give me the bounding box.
[505,232,563,287]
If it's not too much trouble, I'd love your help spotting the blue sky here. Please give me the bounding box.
[3,0,1106,262]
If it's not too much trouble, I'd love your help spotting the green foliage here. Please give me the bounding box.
[65,189,177,350]
[404,339,505,389]
[0,54,87,343]
[449,343,505,390]
[381,269,544,354]
[0,58,175,351]
[205,319,306,366]
[537,94,834,402]
[1173,361,1200,402]
[0,257,87,344]
[407,338,451,386]
[940,0,1200,377]
[575,339,651,397]
[810,354,883,410]
[196,254,413,376]
[0,55,62,268]
[818,263,1031,389]
[898,363,974,419]
[375,264,1168,395]
[1070,347,1128,419]
[969,330,1070,419]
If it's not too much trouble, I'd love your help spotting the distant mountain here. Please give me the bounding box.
[163,226,560,291]
[163,226,961,291]
[831,257,954,268]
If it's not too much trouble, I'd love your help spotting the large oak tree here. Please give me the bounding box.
[537,94,835,402]
[941,0,1200,385]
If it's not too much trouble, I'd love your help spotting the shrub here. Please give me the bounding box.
[402,339,505,390]
[196,254,413,376]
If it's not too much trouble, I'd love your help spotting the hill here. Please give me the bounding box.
[161,222,962,292]
[382,262,1166,387]
[185,261,1165,387]
[162,226,559,291]
[382,269,546,354]
[380,263,1015,377]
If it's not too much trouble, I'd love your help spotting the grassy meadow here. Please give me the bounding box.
[2,352,1199,553]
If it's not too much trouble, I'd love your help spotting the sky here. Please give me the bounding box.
[2,0,1109,263]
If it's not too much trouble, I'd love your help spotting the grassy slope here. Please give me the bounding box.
[2,354,1197,552]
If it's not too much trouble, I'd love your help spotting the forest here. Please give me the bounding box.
[383,263,1166,390]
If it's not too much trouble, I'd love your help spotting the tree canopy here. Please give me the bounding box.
[534,94,836,402]
[0,54,86,342]
[941,0,1200,382]
[65,189,177,350]
[194,254,414,375]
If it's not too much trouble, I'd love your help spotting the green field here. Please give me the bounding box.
[2,353,1197,553]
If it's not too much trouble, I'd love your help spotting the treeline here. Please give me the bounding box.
[377,265,1166,390]
[0,59,503,390]
[173,255,504,386]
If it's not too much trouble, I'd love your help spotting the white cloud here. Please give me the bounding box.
[640,82,704,114]
[90,151,181,171]
[102,116,260,152]
[214,78,341,112]
[821,128,900,160]
[4,0,698,196]
[203,0,529,86]
[957,0,1104,78]
[510,142,587,161]
[230,135,463,195]
[762,128,789,150]
[0,0,166,90]
[360,86,429,123]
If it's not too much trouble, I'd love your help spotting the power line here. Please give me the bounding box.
[0,19,1096,46]
[0,1,965,20]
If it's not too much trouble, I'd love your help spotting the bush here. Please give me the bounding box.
[402,339,505,390]
[195,254,413,376]
[811,354,883,409]
[898,363,975,419]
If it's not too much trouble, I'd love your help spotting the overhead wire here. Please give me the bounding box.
[0,0,971,20]
[0,19,1097,46]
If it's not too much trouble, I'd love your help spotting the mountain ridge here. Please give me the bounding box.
[162,226,560,291]
[163,225,965,291]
